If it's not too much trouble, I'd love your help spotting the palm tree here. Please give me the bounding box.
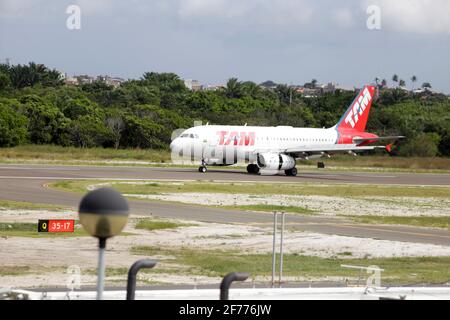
[411,75,417,90]
[399,79,406,87]
[311,79,318,89]
[242,81,261,98]
[374,77,380,88]
[392,74,399,87]
[381,79,387,88]
[225,78,243,98]
[275,84,296,105]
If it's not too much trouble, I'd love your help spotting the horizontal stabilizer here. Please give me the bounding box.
[353,136,405,144]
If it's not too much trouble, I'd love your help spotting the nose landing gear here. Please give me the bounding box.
[198,165,207,173]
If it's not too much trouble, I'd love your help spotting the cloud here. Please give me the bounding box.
[365,0,450,35]
[332,8,354,28]
[0,0,46,18]
[178,0,313,27]
[178,0,248,19]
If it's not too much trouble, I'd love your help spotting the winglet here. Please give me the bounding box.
[386,143,393,153]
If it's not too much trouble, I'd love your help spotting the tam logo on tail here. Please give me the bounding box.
[336,85,375,132]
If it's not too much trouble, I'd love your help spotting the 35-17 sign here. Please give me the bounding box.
[38,220,75,233]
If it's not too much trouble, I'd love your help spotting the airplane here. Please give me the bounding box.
[170,85,404,176]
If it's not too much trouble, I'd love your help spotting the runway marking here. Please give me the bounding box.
[348,175,397,178]
[0,176,191,181]
[220,221,450,241]
[0,167,82,171]
[316,223,450,240]
[1,176,450,187]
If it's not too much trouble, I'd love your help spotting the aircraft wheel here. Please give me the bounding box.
[247,164,259,174]
[285,167,297,176]
[198,166,207,173]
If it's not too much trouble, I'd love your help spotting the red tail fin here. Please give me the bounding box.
[335,85,375,132]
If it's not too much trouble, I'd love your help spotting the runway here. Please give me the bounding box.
[0,164,449,246]
[1,164,450,185]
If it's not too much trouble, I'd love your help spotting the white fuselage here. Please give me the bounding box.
[170,125,338,165]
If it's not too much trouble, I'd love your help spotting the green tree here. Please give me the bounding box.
[399,133,440,157]
[0,100,28,146]
[18,95,70,144]
[0,72,11,91]
[141,72,186,93]
[392,74,399,86]
[242,81,262,98]
[275,84,296,105]
[60,97,101,120]
[121,115,164,149]
[224,78,243,99]
[411,75,417,90]
[8,62,62,89]
[68,115,108,148]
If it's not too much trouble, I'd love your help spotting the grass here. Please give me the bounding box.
[131,246,450,285]
[0,200,70,211]
[135,218,195,231]
[0,266,31,276]
[0,145,170,163]
[50,180,450,199]
[1,145,450,172]
[345,215,450,229]
[224,204,314,215]
[0,222,89,238]
[0,222,135,238]
[299,155,450,172]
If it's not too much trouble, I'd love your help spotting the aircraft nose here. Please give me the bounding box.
[170,138,179,152]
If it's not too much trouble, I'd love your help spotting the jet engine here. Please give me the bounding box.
[257,153,295,170]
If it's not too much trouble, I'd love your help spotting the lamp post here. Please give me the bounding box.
[78,188,129,300]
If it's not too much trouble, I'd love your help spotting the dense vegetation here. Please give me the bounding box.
[0,62,449,157]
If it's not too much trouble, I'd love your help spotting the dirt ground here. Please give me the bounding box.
[1,208,450,289]
[123,192,450,217]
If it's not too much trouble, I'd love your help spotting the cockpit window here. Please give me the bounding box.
[180,133,199,138]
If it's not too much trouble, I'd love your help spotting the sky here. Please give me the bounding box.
[0,0,449,92]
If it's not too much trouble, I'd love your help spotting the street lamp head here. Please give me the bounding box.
[78,187,129,239]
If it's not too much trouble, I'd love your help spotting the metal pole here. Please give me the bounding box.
[279,212,285,287]
[126,259,157,300]
[271,212,277,288]
[220,272,250,300]
[97,238,106,300]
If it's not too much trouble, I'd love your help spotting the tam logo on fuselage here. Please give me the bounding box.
[217,131,255,146]
[344,87,372,128]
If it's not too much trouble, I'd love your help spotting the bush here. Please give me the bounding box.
[0,102,28,147]
[399,133,440,157]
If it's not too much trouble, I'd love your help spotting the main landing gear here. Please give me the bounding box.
[198,165,207,173]
[285,167,298,176]
[246,164,260,174]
